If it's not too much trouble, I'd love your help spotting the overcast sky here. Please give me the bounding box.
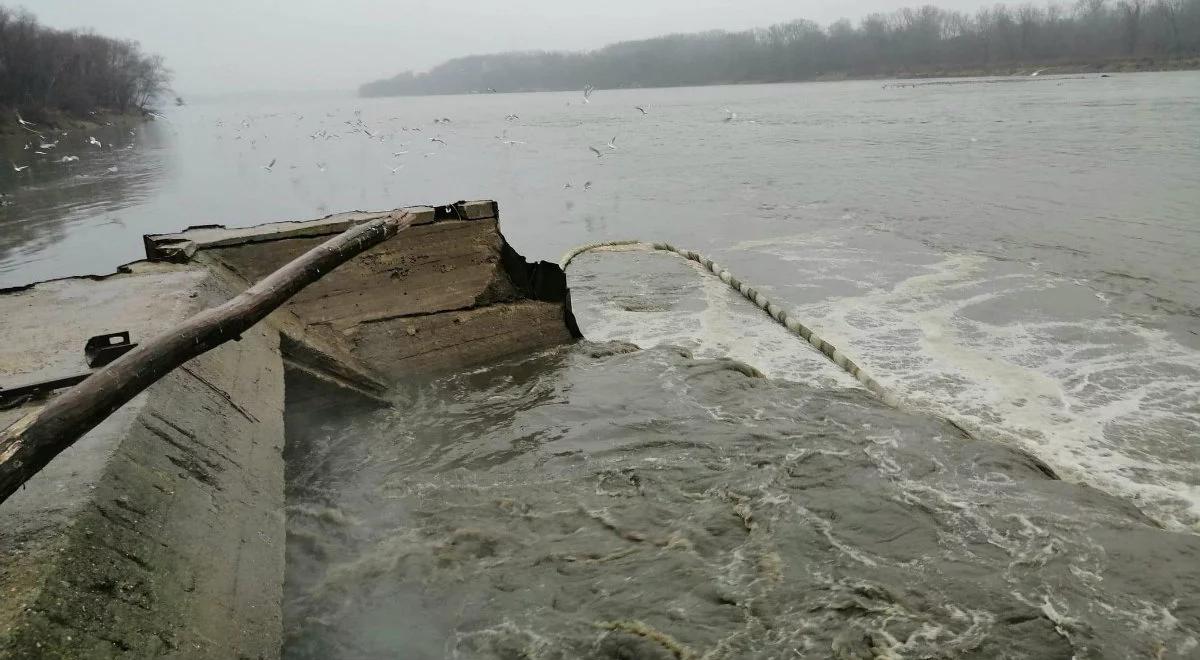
[30,0,994,95]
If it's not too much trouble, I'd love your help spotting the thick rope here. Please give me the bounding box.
[561,241,902,408]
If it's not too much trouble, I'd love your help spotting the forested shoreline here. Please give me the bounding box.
[362,0,1200,96]
[0,7,170,130]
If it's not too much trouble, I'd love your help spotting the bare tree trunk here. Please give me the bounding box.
[0,210,414,505]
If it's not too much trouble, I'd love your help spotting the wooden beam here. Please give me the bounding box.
[0,211,414,505]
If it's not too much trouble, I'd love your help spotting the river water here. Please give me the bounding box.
[2,73,1198,656]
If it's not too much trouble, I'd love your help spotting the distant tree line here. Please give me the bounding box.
[0,6,170,123]
[362,0,1200,96]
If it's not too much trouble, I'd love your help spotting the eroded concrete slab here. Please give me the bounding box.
[0,271,285,658]
[164,202,580,384]
[0,264,208,391]
[0,200,579,658]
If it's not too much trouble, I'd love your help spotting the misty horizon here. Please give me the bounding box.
[28,0,1050,95]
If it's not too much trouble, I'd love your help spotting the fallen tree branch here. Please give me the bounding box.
[0,210,414,505]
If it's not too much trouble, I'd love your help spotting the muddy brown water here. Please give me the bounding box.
[283,343,1198,659]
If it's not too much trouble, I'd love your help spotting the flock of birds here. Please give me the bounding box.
[7,86,746,195]
[218,86,745,193]
[9,111,138,175]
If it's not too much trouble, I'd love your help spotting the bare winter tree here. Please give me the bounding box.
[361,0,1200,97]
[0,7,171,124]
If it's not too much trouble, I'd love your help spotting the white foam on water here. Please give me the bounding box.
[771,245,1200,529]
[567,237,1200,529]
[568,249,861,390]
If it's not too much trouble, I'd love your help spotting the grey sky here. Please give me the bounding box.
[30,0,995,95]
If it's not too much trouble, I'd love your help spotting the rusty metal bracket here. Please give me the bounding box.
[85,331,137,368]
[0,332,138,410]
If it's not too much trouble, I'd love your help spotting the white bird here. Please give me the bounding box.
[39,141,57,149]
[1030,69,1046,77]
[392,151,409,156]
[15,112,35,128]
[430,137,446,146]
[390,166,403,174]
[504,114,519,121]
[11,162,28,172]
[723,108,737,122]
[635,105,648,115]
[316,162,326,172]
[583,181,592,190]
[564,182,572,189]
[33,151,46,155]
[87,137,102,147]
[106,166,119,174]
[583,85,595,104]
[606,136,618,150]
[59,155,79,163]
[589,146,603,158]
[263,158,276,171]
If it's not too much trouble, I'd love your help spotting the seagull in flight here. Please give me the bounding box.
[1030,69,1046,77]
[583,85,595,104]
[606,136,618,150]
[316,162,326,172]
[392,151,409,156]
[11,162,28,172]
[723,108,737,122]
[263,158,276,171]
[583,181,592,190]
[588,146,603,158]
[39,140,57,149]
[504,114,519,121]
[16,112,35,128]
[87,136,103,147]
[430,136,446,146]
[59,155,79,163]
[390,166,404,174]
[635,105,648,115]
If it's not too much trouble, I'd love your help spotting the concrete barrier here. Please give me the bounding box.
[0,201,578,658]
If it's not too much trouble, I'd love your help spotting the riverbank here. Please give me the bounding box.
[0,107,151,137]
[846,55,1200,82]
[361,55,1200,97]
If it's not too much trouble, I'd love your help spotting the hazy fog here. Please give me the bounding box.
[31,0,996,95]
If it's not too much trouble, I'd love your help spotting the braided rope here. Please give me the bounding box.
[561,241,901,408]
